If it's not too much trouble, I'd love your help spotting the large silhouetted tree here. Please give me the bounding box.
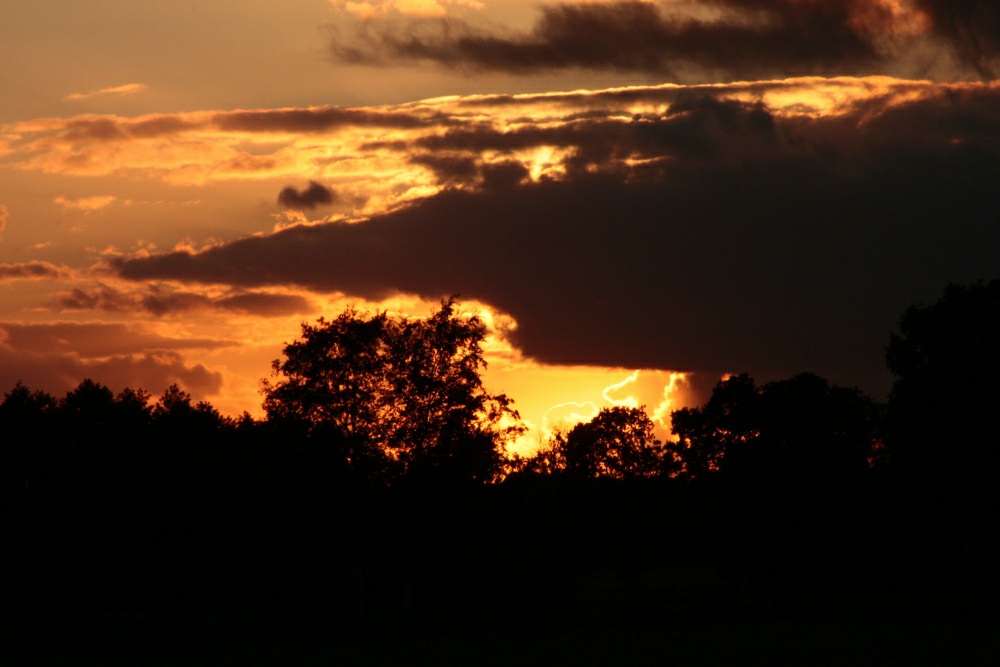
[262,299,522,483]
[886,280,1000,479]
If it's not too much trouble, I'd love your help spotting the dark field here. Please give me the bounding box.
[6,585,1000,666]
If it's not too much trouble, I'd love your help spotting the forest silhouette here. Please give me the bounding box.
[2,284,1000,659]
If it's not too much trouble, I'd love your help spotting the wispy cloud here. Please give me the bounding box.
[333,0,482,19]
[54,195,117,211]
[0,261,73,282]
[65,83,148,101]
[0,205,7,239]
[53,282,316,318]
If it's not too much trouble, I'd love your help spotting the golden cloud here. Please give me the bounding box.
[54,195,118,211]
[64,83,148,101]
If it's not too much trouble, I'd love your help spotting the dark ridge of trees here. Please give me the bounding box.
[1,287,1000,633]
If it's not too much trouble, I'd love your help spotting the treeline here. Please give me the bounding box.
[1,286,999,620]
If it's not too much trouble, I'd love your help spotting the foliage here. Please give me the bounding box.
[262,299,522,483]
[886,280,1000,475]
[668,373,760,480]
[669,373,881,481]
[524,406,665,479]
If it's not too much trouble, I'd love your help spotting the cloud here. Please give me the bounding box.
[277,181,337,210]
[53,283,316,318]
[113,79,1000,397]
[54,195,117,211]
[65,83,148,101]
[0,322,227,398]
[0,322,238,358]
[330,0,996,81]
[0,261,73,282]
[3,106,460,185]
[0,205,7,239]
[0,346,223,400]
[334,0,482,19]
[913,0,1000,78]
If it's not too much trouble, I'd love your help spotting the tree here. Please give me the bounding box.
[886,280,1000,477]
[531,406,665,479]
[262,299,522,483]
[669,373,880,482]
[668,373,760,480]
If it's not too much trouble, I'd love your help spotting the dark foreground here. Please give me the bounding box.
[5,586,1000,666]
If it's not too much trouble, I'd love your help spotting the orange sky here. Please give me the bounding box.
[2,0,998,452]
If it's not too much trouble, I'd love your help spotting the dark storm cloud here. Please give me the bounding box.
[409,154,480,183]
[331,0,888,78]
[116,82,1000,397]
[913,0,1000,78]
[331,0,999,81]
[393,96,778,172]
[409,154,530,188]
[54,284,315,318]
[277,181,337,210]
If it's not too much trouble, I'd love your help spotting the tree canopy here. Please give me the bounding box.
[523,406,665,479]
[669,373,881,482]
[262,299,522,483]
[886,280,1000,479]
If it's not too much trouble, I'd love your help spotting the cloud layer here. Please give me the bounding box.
[54,283,315,318]
[112,78,1000,396]
[330,0,1000,81]
[0,321,228,398]
[0,261,72,282]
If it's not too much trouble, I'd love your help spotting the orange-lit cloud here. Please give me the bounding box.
[327,0,994,81]
[603,370,640,408]
[105,77,1000,399]
[0,321,228,400]
[54,195,118,211]
[651,372,689,435]
[335,0,482,19]
[0,321,238,358]
[0,261,73,282]
[542,400,600,434]
[0,205,7,239]
[65,83,148,101]
[52,282,316,318]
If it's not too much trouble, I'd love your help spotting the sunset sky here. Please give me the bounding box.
[2,0,999,452]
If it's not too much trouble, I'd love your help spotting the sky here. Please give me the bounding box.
[2,0,999,452]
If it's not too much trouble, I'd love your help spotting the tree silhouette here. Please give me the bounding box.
[262,299,522,483]
[886,280,1000,478]
[534,406,665,479]
[669,373,760,481]
[669,373,880,482]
